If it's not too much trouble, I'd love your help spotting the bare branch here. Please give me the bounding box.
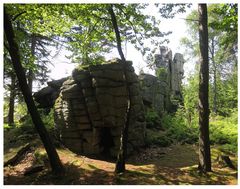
[179,17,199,22]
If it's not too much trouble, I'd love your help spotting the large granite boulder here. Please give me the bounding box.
[54,59,146,157]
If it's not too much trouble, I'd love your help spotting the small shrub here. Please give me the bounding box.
[41,109,55,130]
[34,150,48,165]
[4,123,11,130]
[145,109,161,128]
[145,129,172,147]
[17,115,36,134]
[209,111,238,154]
[161,109,198,145]
[15,108,55,134]
[156,67,168,81]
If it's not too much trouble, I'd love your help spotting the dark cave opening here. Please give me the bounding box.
[100,127,115,157]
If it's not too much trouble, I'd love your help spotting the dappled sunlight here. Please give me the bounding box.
[4,127,238,185]
[4,140,238,185]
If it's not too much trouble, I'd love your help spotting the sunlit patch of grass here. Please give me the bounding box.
[4,143,30,164]
[115,169,157,185]
[152,144,198,168]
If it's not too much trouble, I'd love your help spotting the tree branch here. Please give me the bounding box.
[179,17,199,22]
[117,6,145,48]
[12,11,27,21]
[108,5,126,61]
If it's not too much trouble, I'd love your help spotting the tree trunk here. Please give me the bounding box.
[8,74,16,126]
[108,4,131,173]
[198,4,211,172]
[4,8,64,174]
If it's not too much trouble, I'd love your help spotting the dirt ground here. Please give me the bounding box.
[4,141,238,185]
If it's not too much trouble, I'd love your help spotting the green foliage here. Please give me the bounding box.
[214,69,237,116]
[4,4,60,103]
[4,123,11,130]
[145,109,161,128]
[156,67,168,81]
[182,72,199,126]
[13,102,55,133]
[181,3,237,117]
[157,4,192,19]
[34,150,48,165]
[5,4,171,66]
[15,102,28,120]
[209,4,237,47]
[159,107,237,154]
[11,103,34,133]
[145,129,172,147]
[179,10,199,60]
[209,110,238,153]
[3,101,9,118]
[161,109,198,144]
[41,109,55,130]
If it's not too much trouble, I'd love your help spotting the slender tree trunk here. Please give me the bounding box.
[8,74,16,126]
[4,8,64,174]
[28,35,36,94]
[211,38,217,114]
[108,4,131,173]
[198,4,211,172]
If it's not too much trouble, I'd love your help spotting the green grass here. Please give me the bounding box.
[209,112,238,154]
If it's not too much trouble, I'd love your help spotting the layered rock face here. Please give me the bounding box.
[139,74,167,114]
[139,46,184,113]
[54,59,146,157]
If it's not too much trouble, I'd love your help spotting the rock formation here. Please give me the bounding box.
[34,78,67,108]
[54,59,146,157]
[34,46,184,157]
[139,73,167,114]
[139,46,184,113]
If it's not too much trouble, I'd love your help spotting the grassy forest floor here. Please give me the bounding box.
[4,129,238,185]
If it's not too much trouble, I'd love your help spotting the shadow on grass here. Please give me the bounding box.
[4,161,115,185]
[152,165,237,185]
[4,159,237,185]
[4,143,238,185]
[127,144,199,168]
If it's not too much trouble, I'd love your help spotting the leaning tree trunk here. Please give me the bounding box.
[8,74,16,126]
[4,8,64,174]
[198,4,212,173]
[108,4,131,173]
